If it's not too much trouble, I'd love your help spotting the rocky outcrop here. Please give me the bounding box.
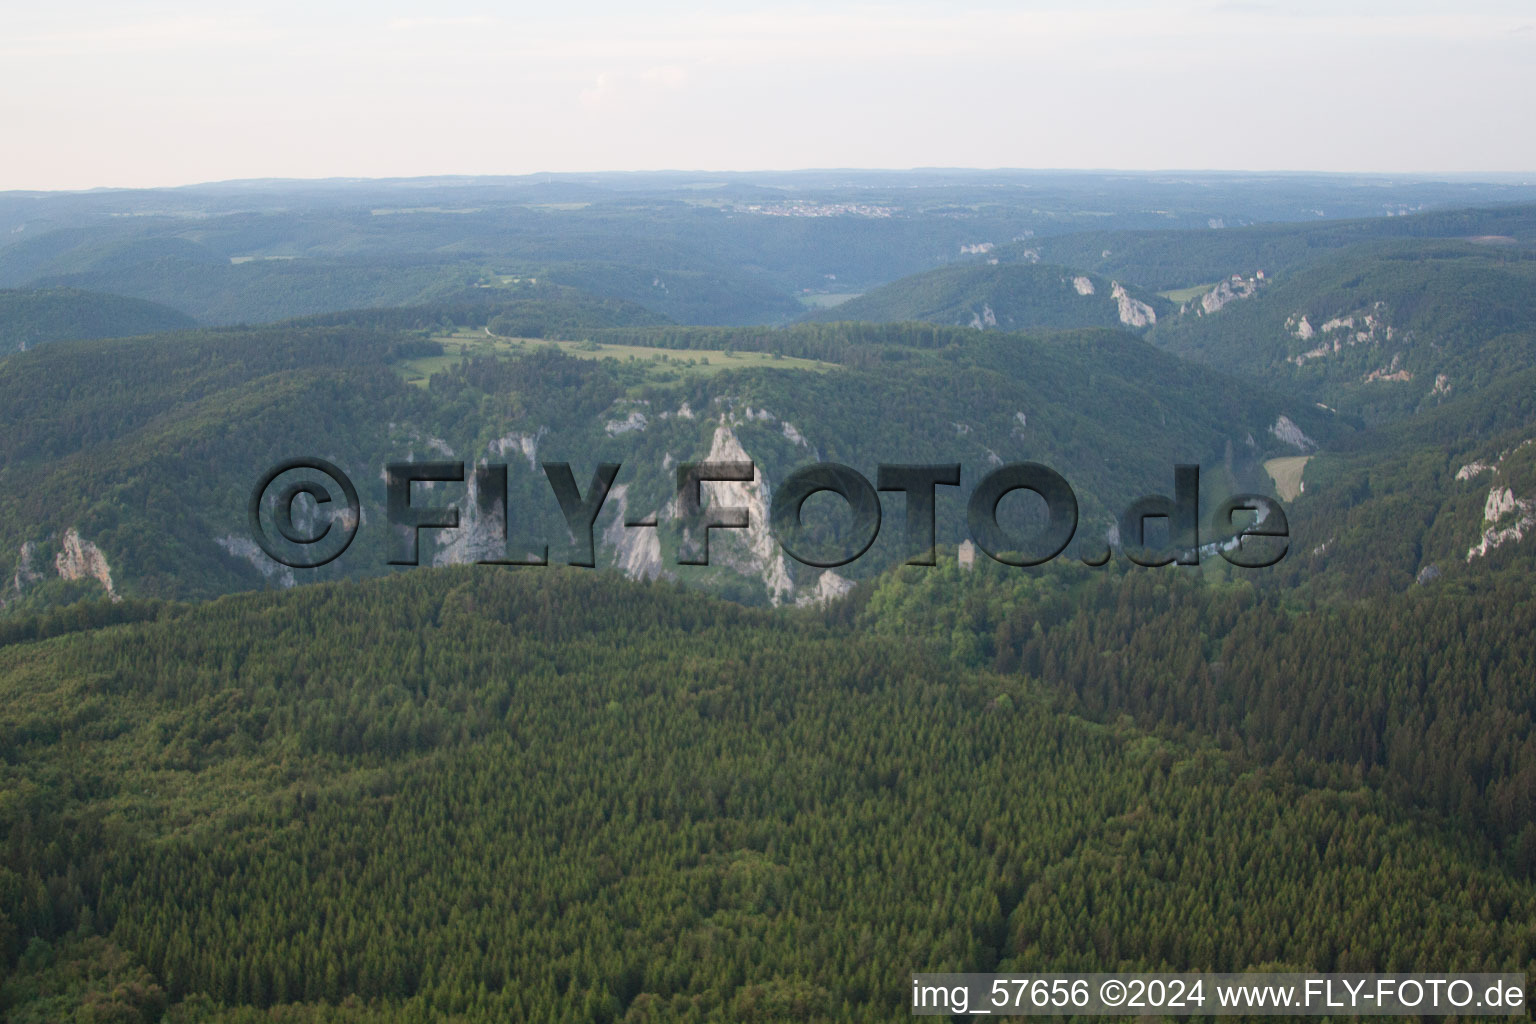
[957,540,977,570]
[604,410,648,436]
[6,542,46,605]
[490,429,545,470]
[1110,282,1156,327]
[1363,353,1412,383]
[217,535,296,588]
[1268,415,1316,452]
[433,468,509,566]
[1072,276,1095,296]
[12,542,43,592]
[55,528,117,600]
[1197,274,1260,315]
[1288,304,1392,365]
[795,570,854,607]
[601,483,665,581]
[1462,441,1536,561]
[690,423,794,605]
[1467,491,1535,561]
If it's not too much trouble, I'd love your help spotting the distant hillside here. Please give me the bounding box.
[1007,203,1536,292]
[1150,242,1536,424]
[281,280,672,335]
[539,261,804,325]
[1264,366,1536,596]
[20,247,468,326]
[800,263,1173,332]
[0,315,1331,609]
[0,288,194,354]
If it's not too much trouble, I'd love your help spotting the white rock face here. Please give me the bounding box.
[216,535,295,588]
[601,484,664,581]
[1072,276,1095,296]
[7,542,45,602]
[959,242,995,255]
[1467,502,1534,561]
[1288,305,1391,366]
[1110,282,1156,327]
[1269,415,1316,452]
[617,524,663,579]
[782,421,810,447]
[1198,276,1258,315]
[957,539,977,570]
[1485,486,1519,523]
[691,422,794,605]
[1363,352,1413,384]
[605,410,648,436]
[1460,442,1536,561]
[55,528,117,600]
[490,429,545,470]
[796,570,855,606]
[969,304,997,329]
[433,469,507,566]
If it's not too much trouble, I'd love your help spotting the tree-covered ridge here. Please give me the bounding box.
[799,263,1172,332]
[281,279,672,337]
[1,567,1533,1021]
[0,317,1328,610]
[1011,204,1536,292]
[0,288,195,354]
[861,554,1536,870]
[1150,242,1536,425]
[1277,413,1536,597]
[538,261,805,326]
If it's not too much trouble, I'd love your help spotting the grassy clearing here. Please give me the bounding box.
[395,330,835,388]
[796,293,862,309]
[1264,455,1312,501]
[1158,283,1217,304]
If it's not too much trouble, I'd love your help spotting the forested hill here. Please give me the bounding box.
[1148,242,1536,425]
[1007,203,1536,292]
[800,263,1172,332]
[0,317,1331,610]
[1,565,1534,1021]
[0,288,195,354]
[279,279,672,335]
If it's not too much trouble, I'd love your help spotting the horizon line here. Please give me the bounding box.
[6,167,1536,197]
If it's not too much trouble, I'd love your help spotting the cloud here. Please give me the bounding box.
[384,16,497,32]
[0,16,277,59]
[580,66,691,110]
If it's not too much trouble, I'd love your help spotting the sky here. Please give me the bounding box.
[1,0,1532,190]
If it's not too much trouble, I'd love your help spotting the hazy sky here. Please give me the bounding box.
[2,0,1532,190]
